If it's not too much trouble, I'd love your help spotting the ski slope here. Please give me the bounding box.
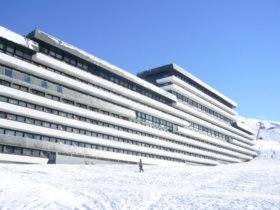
[0,117,279,210]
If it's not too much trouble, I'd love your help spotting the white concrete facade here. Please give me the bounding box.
[0,26,256,165]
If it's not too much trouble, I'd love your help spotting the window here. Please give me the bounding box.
[27,103,35,109]
[0,43,4,51]
[26,118,35,124]
[70,58,76,65]
[23,53,31,60]
[43,122,51,128]
[23,149,32,156]
[19,101,27,107]
[0,112,7,119]
[4,68,13,77]
[50,137,57,143]
[41,46,49,54]
[44,107,52,113]
[6,44,14,54]
[12,84,21,90]
[14,148,22,155]
[73,128,79,134]
[7,114,16,120]
[77,61,83,68]
[25,133,34,139]
[77,103,87,109]
[3,146,13,153]
[53,95,60,101]
[65,140,72,145]
[63,98,74,105]
[57,85,63,93]
[82,64,88,70]
[56,52,62,60]
[64,55,70,63]
[22,73,31,83]
[58,125,66,131]
[0,96,8,102]
[31,89,45,97]
[35,106,42,111]
[35,120,42,126]
[17,116,25,123]
[0,128,4,134]
[41,80,48,89]
[31,150,40,156]
[15,49,24,57]
[5,130,15,136]
[49,50,56,57]
[57,139,65,144]
[42,136,50,141]
[51,123,57,129]
[46,94,52,100]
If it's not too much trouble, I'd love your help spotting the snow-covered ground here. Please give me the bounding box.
[0,118,280,210]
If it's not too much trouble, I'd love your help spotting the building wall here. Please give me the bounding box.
[0,26,256,165]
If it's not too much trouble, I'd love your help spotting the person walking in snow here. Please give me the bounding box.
[139,159,144,172]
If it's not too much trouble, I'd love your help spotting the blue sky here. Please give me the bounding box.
[1,0,279,121]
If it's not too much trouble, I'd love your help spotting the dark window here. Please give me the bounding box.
[35,120,42,126]
[15,49,24,57]
[25,133,34,139]
[19,101,27,107]
[31,150,40,156]
[41,46,49,54]
[49,50,56,57]
[17,116,25,123]
[14,148,22,155]
[22,73,31,83]
[23,53,31,60]
[6,44,14,54]
[5,130,15,136]
[0,43,4,51]
[55,52,62,60]
[0,112,7,118]
[64,55,70,63]
[23,149,32,156]
[41,80,48,89]
[0,96,8,102]
[0,128,5,134]
[31,89,45,97]
[70,58,76,65]
[57,85,63,93]
[7,114,16,120]
[27,103,36,109]
[4,68,13,77]
[77,61,83,68]
[0,79,10,86]
[3,145,14,153]
[26,118,35,124]
[63,98,74,105]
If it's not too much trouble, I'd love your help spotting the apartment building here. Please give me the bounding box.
[0,26,256,165]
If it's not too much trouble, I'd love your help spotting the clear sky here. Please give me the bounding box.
[1,0,279,121]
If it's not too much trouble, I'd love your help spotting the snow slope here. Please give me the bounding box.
[0,117,279,210]
[238,116,280,140]
[240,116,280,160]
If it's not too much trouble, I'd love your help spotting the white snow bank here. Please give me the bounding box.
[0,152,280,209]
[254,139,280,160]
